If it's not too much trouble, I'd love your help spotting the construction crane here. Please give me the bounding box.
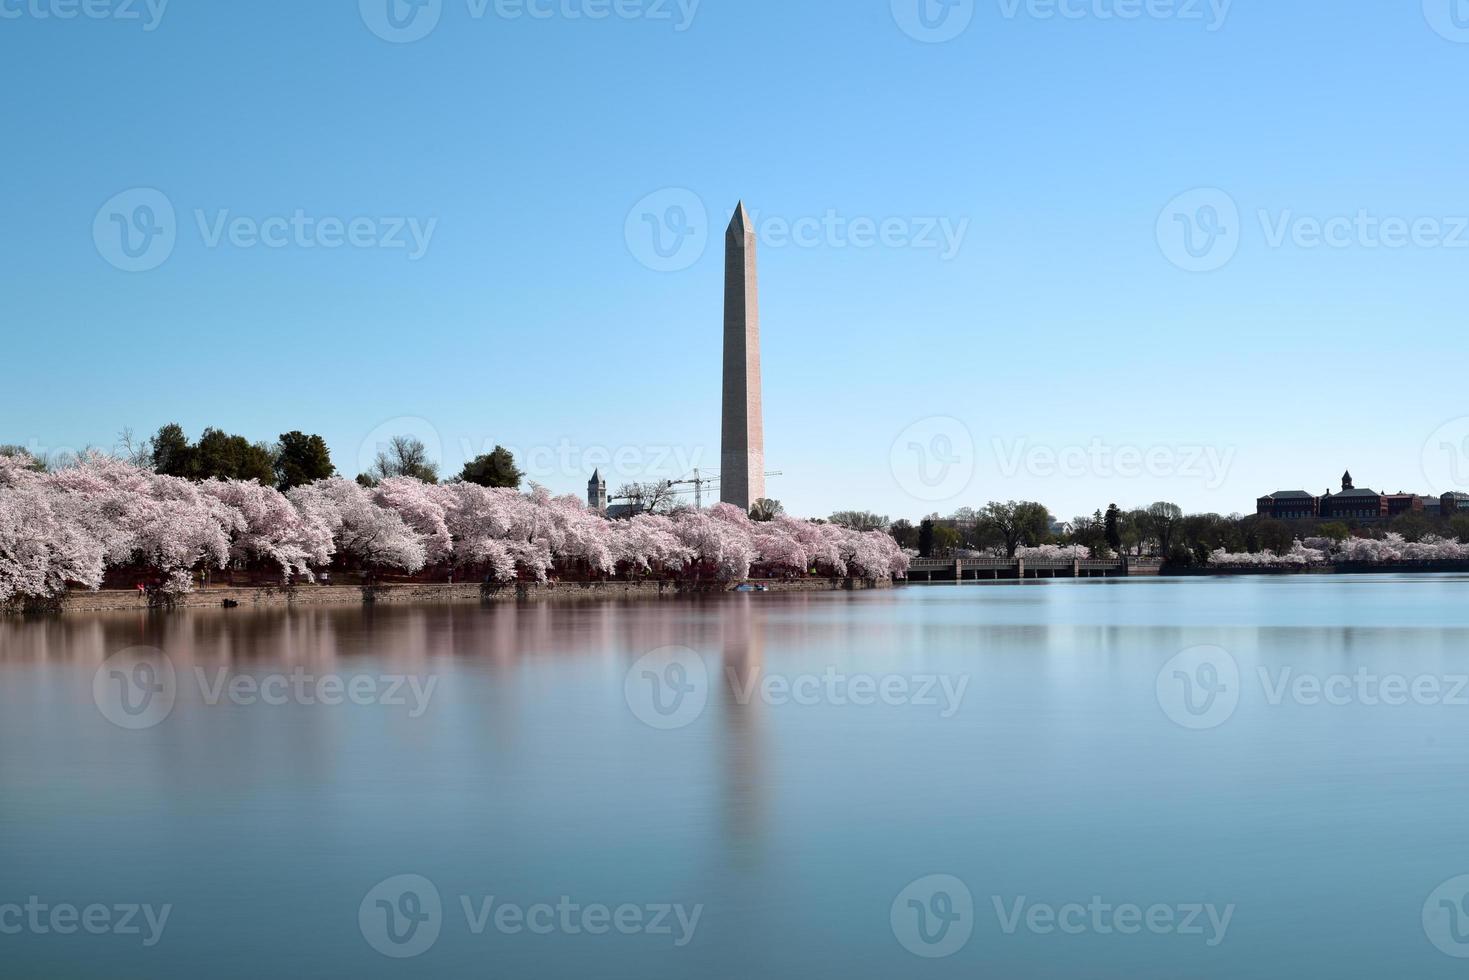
[674,469,784,509]
[609,470,784,513]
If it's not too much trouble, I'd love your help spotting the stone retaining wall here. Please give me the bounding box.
[47,576,894,614]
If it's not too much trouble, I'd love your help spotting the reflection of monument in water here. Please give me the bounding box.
[717,596,767,859]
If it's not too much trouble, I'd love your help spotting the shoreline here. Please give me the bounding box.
[37,576,894,614]
[14,565,1466,615]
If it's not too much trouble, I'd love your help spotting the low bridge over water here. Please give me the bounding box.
[906,556,1165,581]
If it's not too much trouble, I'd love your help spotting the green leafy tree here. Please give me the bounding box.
[459,446,523,489]
[918,519,936,559]
[275,431,335,490]
[1451,514,1469,544]
[1256,517,1293,555]
[889,519,919,550]
[749,498,784,522]
[1391,512,1433,543]
[829,510,889,532]
[1104,504,1122,553]
[149,423,194,477]
[980,501,1051,557]
[932,524,961,555]
[194,428,277,483]
[1146,501,1184,557]
[147,424,275,483]
[0,446,46,472]
[365,435,438,484]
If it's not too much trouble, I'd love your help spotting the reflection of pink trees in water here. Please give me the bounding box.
[1,452,908,604]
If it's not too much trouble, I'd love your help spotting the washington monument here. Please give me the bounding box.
[721,202,765,511]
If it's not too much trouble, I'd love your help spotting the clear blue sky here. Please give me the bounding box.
[5,1,1468,521]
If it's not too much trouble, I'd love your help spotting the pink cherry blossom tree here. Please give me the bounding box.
[287,478,426,578]
[0,453,105,605]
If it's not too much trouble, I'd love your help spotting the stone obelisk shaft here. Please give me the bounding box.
[721,202,764,512]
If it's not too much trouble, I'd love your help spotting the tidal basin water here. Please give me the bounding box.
[4,576,1469,978]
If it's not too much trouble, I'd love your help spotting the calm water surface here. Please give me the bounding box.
[3,576,1469,978]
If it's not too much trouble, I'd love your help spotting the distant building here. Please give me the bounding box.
[1256,490,1319,520]
[587,470,608,511]
[1443,492,1469,516]
[1319,471,1389,521]
[1257,470,1435,522]
[1385,492,1424,517]
[586,470,640,520]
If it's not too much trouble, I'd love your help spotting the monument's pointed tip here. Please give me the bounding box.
[729,201,751,232]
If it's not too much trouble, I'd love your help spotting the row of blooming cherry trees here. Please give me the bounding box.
[0,452,909,606]
[1208,534,1469,567]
